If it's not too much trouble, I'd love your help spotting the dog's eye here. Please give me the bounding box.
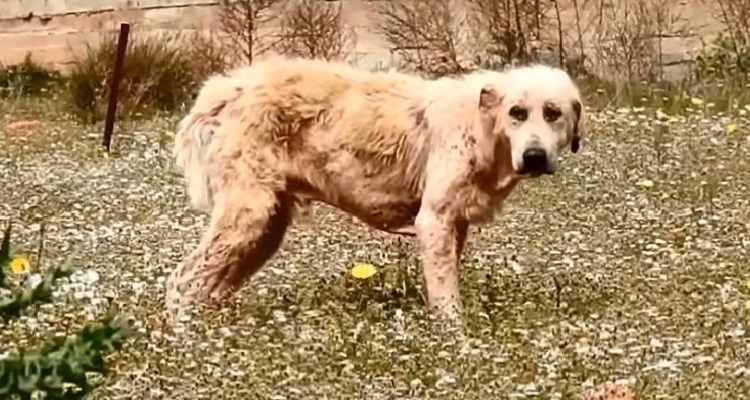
[543,105,562,122]
[509,106,528,121]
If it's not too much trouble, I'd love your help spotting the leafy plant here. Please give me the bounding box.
[0,53,64,98]
[66,31,205,124]
[0,224,133,400]
[694,33,750,81]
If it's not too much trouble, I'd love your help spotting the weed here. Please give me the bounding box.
[0,53,64,98]
[66,31,203,124]
[0,224,133,399]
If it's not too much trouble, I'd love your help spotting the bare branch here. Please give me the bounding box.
[273,0,355,61]
[551,0,565,67]
[217,0,283,64]
[467,0,549,65]
[188,28,235,80]
[587,0,680,84]
[373,0,471,77]
[713,0,750,72]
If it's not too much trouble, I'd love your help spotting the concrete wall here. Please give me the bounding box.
[0,0,727,74]
[0,1,215,69]
[0,0,216,18]
[0,0,401,70]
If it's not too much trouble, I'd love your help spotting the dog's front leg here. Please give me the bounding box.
[415,206,468,323]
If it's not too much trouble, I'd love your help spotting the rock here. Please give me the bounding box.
[6,119,43,131]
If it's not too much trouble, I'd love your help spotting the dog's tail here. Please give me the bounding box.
[174,112,214,211]
[174,75,240,211]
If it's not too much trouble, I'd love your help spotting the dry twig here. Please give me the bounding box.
[274,0,355,61]
[218,0,283,64]
[373,0,471,76]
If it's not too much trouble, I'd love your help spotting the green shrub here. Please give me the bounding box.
[66,31,210,124]
[694,34,749,80]
[0,53,65,98]
[0,224,133,399]
[578,33,750,114]
[686,34,750,112]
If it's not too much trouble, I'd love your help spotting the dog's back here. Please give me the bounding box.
[175,57,433,211]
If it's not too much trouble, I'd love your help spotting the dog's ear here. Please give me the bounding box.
[479,84,502,112]
[570,99,582,154]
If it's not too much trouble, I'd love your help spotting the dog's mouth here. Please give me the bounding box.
[515,170,548,179]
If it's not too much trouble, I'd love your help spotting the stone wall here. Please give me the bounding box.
[0,0,728,75]
[0,1,220,69]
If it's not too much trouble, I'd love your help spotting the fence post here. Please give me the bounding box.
[102,22,131,152]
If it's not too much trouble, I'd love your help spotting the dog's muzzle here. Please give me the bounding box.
[519,147,554,176]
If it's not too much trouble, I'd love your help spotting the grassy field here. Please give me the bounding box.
[1,99,750,400]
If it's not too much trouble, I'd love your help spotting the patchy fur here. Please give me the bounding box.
[166,56,585,325]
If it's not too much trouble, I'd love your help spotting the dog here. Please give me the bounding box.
[165,56,584,325]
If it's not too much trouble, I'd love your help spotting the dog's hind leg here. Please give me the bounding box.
[165,176,291,323]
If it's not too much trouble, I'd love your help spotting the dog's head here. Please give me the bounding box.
[477,65,584,178]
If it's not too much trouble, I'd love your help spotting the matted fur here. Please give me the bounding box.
[166,56,585,325]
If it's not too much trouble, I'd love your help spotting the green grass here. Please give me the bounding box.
[1,98,750,399]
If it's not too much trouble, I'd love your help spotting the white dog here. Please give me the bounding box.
[166,57,584,325]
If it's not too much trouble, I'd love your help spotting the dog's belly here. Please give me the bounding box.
[287,147,424,235]
[345,197,421,235]
[288,177,421,235]
[309,190,421,235]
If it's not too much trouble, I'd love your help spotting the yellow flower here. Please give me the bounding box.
[9,255,30,275]
[690,97,704,106]
[351,263,377,280]
[727,123,739,134]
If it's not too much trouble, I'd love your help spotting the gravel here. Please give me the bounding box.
[2,102,750,399]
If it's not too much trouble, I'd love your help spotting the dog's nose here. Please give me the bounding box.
[521,148,552,175]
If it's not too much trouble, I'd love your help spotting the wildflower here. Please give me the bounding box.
[635,179,654,188]
[9,255,30,275]
[655,109,669,120]
[726,123,739,134]
[690,97,704,106]
[351,263,377,279]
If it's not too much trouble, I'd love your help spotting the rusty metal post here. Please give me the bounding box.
[102,22,131,152]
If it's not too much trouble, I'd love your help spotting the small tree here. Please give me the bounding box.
[217,0,284,65]
[588,0,679,87]
[274,0,355,61]
[187,29,235,81]
[0,224,132,399]
[467,0,549,66]
[373,0,474,77]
